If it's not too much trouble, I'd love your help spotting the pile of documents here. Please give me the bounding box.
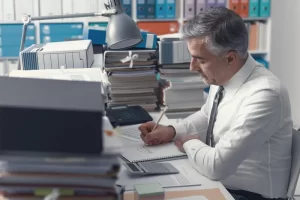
[104,50,159,111]
[160,63,207,119]
[0,154,121,199]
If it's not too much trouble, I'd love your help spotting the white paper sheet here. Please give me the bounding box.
[117,124,142,142]
[117,159,204,191]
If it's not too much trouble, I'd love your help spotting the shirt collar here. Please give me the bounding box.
[223,54,256,97]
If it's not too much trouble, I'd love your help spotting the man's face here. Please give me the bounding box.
[187,38,229,86]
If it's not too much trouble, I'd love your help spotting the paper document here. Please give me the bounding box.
[171,196,208,200]
[103,116,123,152]
[117,159,205,191]
[117,165,191,191]
[120,142,186,162]
[118,124,142,142]
[167,159,211,185]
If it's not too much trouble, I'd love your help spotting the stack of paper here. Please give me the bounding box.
[0,154,121,199]
[104,50,159,111]
[160,63,207,118]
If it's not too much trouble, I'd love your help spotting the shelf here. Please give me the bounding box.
[0,57,19,60]
[183,17,269,22]
[135,18,178,22]
[243,17,269,22]
[249,50,268,55]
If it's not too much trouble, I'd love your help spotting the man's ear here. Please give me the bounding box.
[226,51,238,65]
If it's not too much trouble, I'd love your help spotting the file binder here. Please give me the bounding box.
[15,0,39,22]
[2,0,15,20]
[259,0,270,17]
[122,0,132,16]
[146,0,156,19]
[84,26,157,49]
[184,0,195,19]
[40,0,62,16]
[216,0,226,7]
[248,22,258,50]
[228,0,240,15]
[137,21,179,35]
[137,0,146,19]
[254,57,269,69]
[249,0,259,17]
[240,0,249,18]
[206,0,216,9]
[165,0,176,19]
[155,0,165,19]
[196,0,206,15]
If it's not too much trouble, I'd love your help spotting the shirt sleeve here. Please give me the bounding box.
[182,89,282,180]
[170,89,212,142]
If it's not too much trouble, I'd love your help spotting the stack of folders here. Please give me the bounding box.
[104,50,159,111]
[0,154,121,200]
[19,44,45,70]
[158,38,191,64]
[20,40,94,70]
[160,63,207,119]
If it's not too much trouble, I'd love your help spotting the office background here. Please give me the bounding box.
[0,1,297,123]
[0,0,299,198]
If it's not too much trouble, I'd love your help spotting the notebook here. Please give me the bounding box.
[120,142,187,162]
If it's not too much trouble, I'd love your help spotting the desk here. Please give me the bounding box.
[115,112,234,200]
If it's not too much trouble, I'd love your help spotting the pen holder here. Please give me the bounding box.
[134,182,165,200]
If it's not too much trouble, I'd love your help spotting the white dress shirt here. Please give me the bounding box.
[172,54,293,198]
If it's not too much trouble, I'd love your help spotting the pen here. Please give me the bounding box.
[143,106,168,147]
[152,106,168,131]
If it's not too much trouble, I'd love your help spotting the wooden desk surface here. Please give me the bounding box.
[124,188,227,200]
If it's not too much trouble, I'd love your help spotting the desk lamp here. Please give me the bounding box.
[18,0,142,69]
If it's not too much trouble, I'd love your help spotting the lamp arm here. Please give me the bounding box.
[29,10,117,21]
[18,20,30,70]
[17,9,117,70]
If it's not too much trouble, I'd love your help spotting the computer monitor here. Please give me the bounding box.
[0,76,104,156]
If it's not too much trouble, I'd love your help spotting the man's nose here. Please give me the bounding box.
[190,57,198,71]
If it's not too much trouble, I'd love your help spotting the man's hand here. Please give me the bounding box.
[175,135,200,152]
[139,121,176,146]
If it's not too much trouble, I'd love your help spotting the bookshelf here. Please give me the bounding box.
[0,0,271,71]
[130,0,272,62]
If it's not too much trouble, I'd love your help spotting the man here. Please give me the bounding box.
[139,7,292,200]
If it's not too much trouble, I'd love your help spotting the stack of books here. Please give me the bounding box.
[159,63,207,119]
[104,50,159,111]
[0,154,121,200]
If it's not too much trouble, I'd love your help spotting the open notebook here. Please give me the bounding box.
[120,142,187,163]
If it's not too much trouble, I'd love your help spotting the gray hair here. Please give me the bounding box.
[179,7,248,58]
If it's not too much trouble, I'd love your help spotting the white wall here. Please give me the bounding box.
[270,0,300,127]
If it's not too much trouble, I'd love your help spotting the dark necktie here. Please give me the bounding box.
[206,86,224,147]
